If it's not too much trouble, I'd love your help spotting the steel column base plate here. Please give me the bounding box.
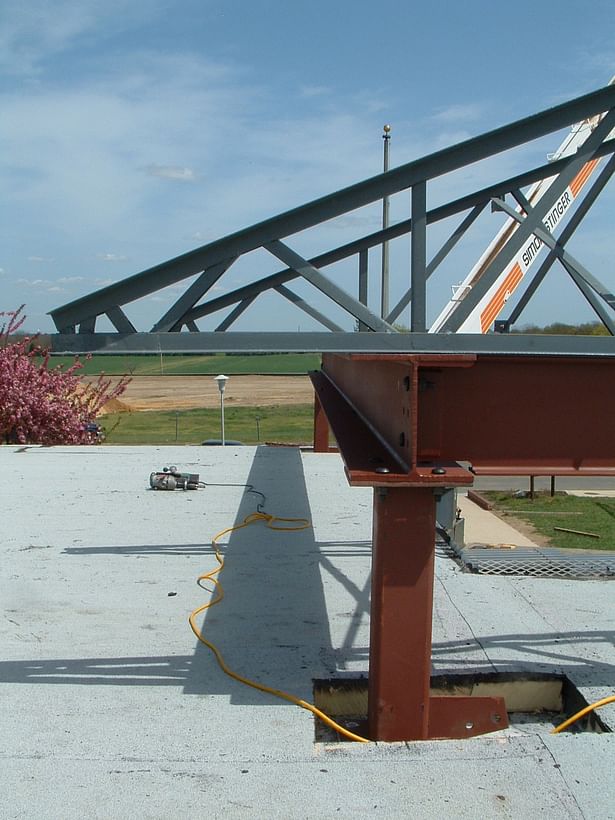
[427,695,509,740]
[368,695,508,742]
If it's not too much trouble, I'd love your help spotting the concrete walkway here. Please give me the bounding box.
[458,492,541,548]
[1,446,614,819]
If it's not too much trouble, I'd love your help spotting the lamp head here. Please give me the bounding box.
[214,374,229,394]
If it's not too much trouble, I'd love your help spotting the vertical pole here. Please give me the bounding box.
[530,475,535,500]
[313,393,329,452]
[220,392,225,446]
[550,475,556,497]
[381,125,391,319]
[411,179,427,332]
[368,486,436,741]
[358,249,368,332]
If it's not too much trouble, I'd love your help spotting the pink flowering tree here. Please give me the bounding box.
[0,306,130,445]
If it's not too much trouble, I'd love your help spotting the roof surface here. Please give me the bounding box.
[2,445,614,819]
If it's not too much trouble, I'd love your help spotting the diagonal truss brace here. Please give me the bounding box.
[493,188,615,333]
[274,285,344,332]
[504,151,615,331]
[151,257,237,332]
[265,239,396,332]
[106,306,137,333]
[215,297,257,331]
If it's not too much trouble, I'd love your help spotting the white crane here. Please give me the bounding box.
[430,78,615,334]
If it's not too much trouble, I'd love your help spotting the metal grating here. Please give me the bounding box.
[454,545,615,579]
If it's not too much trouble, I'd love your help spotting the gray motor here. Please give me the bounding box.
[149,466,200,490]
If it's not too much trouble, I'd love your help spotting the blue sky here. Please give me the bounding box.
[2,0,614,333]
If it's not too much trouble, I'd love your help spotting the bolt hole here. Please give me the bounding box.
[465,721,474,730]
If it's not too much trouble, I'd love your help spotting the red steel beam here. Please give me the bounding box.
[311,352,615,741]
[415,355,615,475]
[319,353,615,478]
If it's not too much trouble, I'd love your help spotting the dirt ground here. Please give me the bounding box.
[91,375,314,412]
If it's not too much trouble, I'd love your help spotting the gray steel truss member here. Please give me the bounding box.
[274,285,344,332]
[264,239,395,332]
[48,81,615,354]
[151,258,236,332]
[50,331,615,356]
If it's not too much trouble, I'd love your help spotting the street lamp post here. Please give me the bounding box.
[381,124,391,320]
[214,375,229,446]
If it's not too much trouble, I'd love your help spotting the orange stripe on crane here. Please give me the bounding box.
[480,263,523,333]
[570,159,599,198]
[480,270,523,333]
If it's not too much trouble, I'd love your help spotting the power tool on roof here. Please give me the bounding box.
[149,466,200,490]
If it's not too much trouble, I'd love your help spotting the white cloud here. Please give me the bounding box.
[0,1,167,76]
[430,103,485,125]
[300,85,331,98]
[57,276,84,283]
[17,277,52,286]
[27,255,53,262]
[96,253,129,262]
[144,164,197,182]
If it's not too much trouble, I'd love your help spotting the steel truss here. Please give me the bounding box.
[50,83,615,354]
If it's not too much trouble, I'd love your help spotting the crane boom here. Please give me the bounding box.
[429,79,615,334]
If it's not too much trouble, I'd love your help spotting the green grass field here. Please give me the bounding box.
[484,491,615,551]
[48,352,321,376]
[102,404,314,445]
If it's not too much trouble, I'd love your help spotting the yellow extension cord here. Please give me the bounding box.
[550,694,615,734]
[187,509,613,741]
[188,510,370,744]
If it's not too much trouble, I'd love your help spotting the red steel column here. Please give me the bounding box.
[313,392,329,452]
[368,486,436,741]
